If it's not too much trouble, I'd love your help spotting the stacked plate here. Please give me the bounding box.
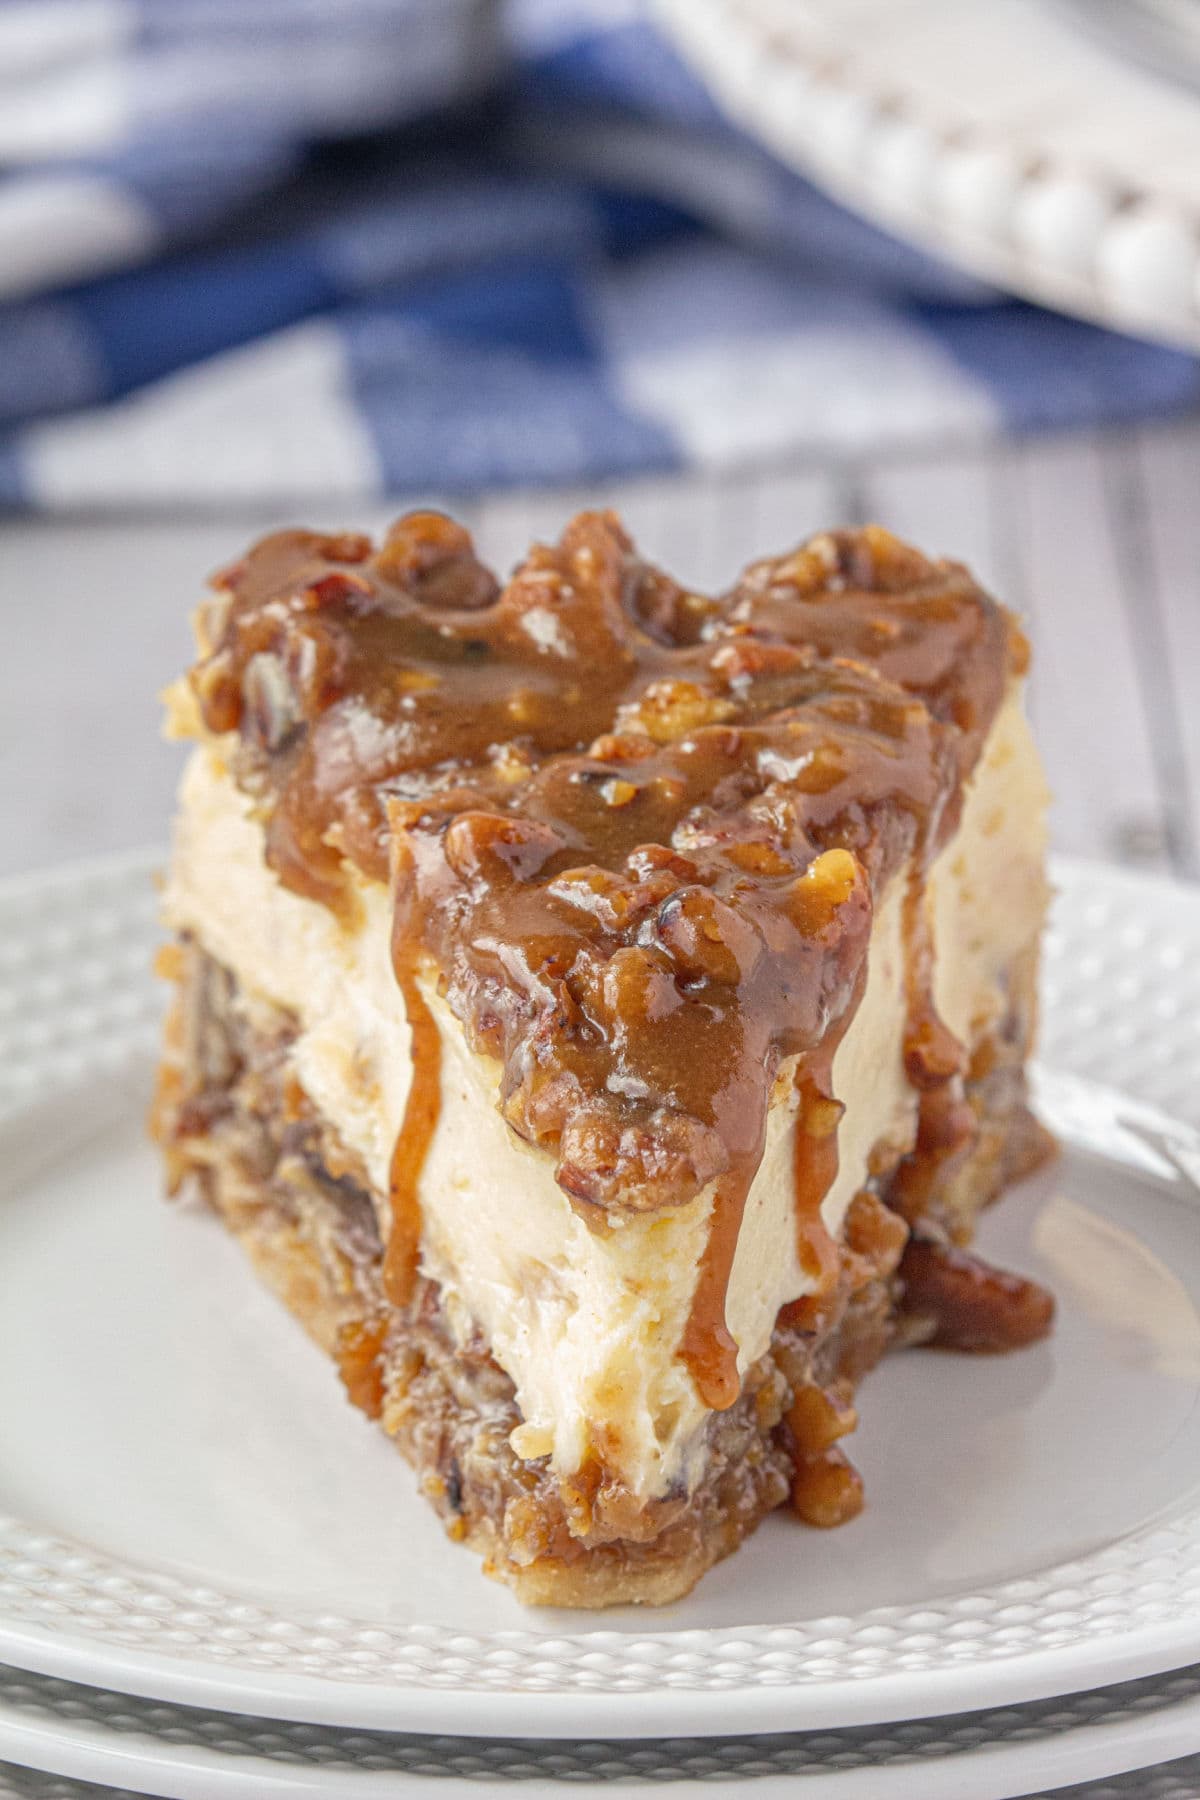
[4,852,1200,1798]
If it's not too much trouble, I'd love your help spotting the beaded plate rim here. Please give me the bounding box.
[2,1658,1200,1798]
[1,851,1200,1738]
[654,0,1200,352]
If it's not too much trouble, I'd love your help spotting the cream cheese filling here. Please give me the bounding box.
[163,689,1047,1499]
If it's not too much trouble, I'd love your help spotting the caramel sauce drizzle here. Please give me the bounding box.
[677,853,869,1408]
[891,874,977,1224]
[676,1022,851,1413]
[679,1162,757,1411]
[792,1054,847,1294]
[186,511,1017,1394]
[384,932,442,1310]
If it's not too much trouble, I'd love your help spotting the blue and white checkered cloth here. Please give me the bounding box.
[1,0,1197,510]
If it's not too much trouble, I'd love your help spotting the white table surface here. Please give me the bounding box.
[3,418,1198,885]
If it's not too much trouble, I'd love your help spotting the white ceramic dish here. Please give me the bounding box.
[0,1764,1176,1800]
[654,0,1200,350]
[2,1660,1200,1800]
[1,855,1200,1741]
[1061,0,1200,95]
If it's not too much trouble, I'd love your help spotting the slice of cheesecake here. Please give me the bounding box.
[153,511,1053,1607]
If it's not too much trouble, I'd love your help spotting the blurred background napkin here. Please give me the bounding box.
[2,0,1198,511]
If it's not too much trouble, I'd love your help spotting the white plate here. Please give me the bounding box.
[0,1767,1177,1800]
[653,0,1200,350]
[2,855,1200,1740]
[3,1660,1200,1800]
[1060,0,1200,96]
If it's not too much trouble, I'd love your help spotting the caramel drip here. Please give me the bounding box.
[892,874,976,1223]
[384,938,442,1309]
[188,511,1018,1338]
[679,1161,756,1411]
[778,946,870,1345]
[792,1055,844,1296]
[681,995,861,1413]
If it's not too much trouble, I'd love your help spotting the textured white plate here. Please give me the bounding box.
[1061,0,1200,96]
[2,855,1200,1741]
[653,0,1200,350]
[3,1661,1200,1800]
[0,1764,1184,1800]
